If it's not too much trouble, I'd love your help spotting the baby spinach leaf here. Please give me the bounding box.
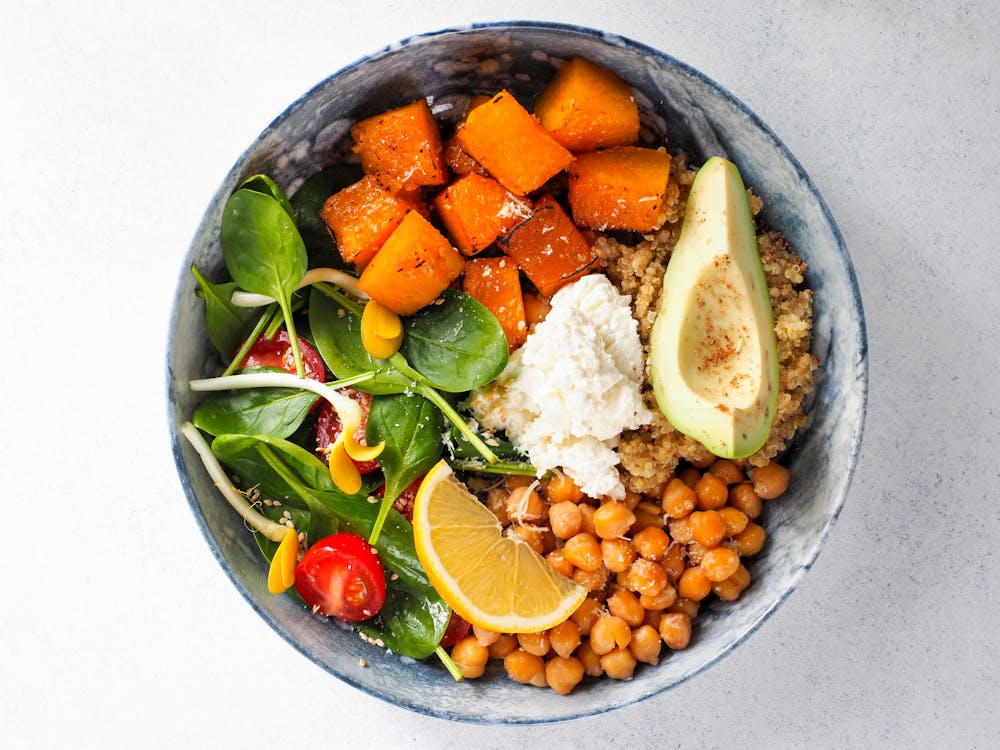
[359,577,450,659]
[239,174,295,221]
[367,393,443,504]
[191,265,258,358]
[446,422,524,462]
[192,377,316,439]
[291,164,364,255]
[309,286,412,394]
[210,434,309,505]
[400,288,508,392]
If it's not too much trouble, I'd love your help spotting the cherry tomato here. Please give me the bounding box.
[241,330,326,381]
[315,388,379,473]
[439,612,471,648]
[376,474,425,522]
[294,534,386,622]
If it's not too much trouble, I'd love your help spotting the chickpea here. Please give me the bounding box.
[694,473,728,510]
[685,540,708,566]
[728,483,762,519]
[736,522,767,556]
[678,466,702,489]
[629,624,662,665]
[668,597,700,620]
[606,588,645,627]
[630,501,666,534]
[661,543,687,583]
[677,566,712,601]
[517,631,550,657]
[600,647,638,680]
[545,656,586,695]
[570,597,604,633]
[486,488,510,524]
[626,558,669,598]
[506,524,544,554]
[472,625,500,647]
[708,458,745,485]
[548,501,583,539]
[689,451,715,469]
[713,564,751,602]
[504,649,547,686]
[718,506,749,537]
[593,501,636,539]
[639,583,677,612]
[701,547,741,582]
[563,532,602,572]
[668,517,694,544]
[578,503,598,536]
[505,485,546,523]
[633,526,671,561]
[661,477,697,519]
[589,615,631,655]
[690,510,727,548]
[576,640,603,677]
[659,612,692,650]
[489,633,519,659]
[451,636,489,679]
[752,462,790,499]
[573,564,610,593]
[548,620,582,658]
[546,548,575,577]
[601,538,637,573]
[545,471,584,504]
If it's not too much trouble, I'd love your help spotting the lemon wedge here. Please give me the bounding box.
[413,460,586,633]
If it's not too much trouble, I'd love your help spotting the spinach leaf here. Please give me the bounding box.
[239,174,295,221]
[210,434,310,506]
[400,288,508,392]
[309,286,412,394]
[446,421,523,461]
[212,433,337,497]
[358,577,450,659]
[291,164,364,255]
[367,393,443,503]
[192,377,316,439]
[221,186,308,375]
[191,265,258,358]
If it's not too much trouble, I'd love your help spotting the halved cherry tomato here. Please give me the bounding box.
[294,533,386,622]
[376,474,425,522]
[439,612,471,648]
[241,330,326,381]
[315,388,379,473]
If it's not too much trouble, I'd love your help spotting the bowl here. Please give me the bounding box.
[166,21,867,723]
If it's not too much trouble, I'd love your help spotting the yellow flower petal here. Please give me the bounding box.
[341,412,386,463]
[267,527,299,594]
[329,438,363,494]
[362,299,403,339]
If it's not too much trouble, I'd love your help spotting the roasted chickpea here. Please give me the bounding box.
[504,649,547,686]
[489,633,519,660]
[690,510,727,548]
[694,472,728,510]
[677,566,712,601]
[545,656,586,695]
[563,532,602,572]
[601,538,637,573]
[708,458,745,485]
[451,636,489,679]
[548,501,583,539]
[659,612,692,650]
[548,620,582,658]
[661,477,697,519]
[736,522,767,556]
[752,462,791,499]
[517,631,550,657]
[606,587,645,627]
[629,624,662,665]
[593,501,636,539]
[545,471,584,504]
[589,615,631,655]
[728,483,763,519]
[700,547,741,582]
[600,647,638,680]
[625,558,669,598]
[633,526,671,561]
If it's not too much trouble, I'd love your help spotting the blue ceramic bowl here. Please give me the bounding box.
[167,21,867,723]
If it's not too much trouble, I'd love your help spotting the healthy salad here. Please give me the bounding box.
[182,55,815,695]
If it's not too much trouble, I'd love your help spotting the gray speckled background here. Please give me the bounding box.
[3,1,998,747]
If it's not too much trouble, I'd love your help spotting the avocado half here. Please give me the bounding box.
[649,157,779,459]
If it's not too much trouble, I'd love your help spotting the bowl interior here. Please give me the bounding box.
[167,22,867,723]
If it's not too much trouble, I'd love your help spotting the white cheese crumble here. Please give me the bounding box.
[468,274,651,499]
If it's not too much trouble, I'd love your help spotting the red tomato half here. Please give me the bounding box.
[376,474,426,522]
[294,534,386,622]
[439,612,471,648]
[241,330,326,381]
[315,388,379,474]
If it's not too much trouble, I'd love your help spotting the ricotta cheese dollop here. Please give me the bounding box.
[467,274,652,499]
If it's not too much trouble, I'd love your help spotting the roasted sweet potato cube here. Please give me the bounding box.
[351,99,449,193]
[433,173,533,256]
[462,257,528,350]
[357,210,465,315]
[503,194,599,297]
[320,175,411,268]
[534,56,640,153]
[456,90,573,196]
[568,146,672,232]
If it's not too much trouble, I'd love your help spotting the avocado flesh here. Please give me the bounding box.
[649,157,779,459]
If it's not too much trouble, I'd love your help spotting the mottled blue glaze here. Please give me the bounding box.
[166,21,867,724]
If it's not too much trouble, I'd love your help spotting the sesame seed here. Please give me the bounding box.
[359,658,368,668]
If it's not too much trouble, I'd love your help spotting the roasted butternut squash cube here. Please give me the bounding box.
[568,146,672,232]
[456,90,573,196]
[503,194,599,297]
[462,257,528,350]
[320,175,411,268]
[534,56,640,152]
[357,210,465,315]
[434,173,533,256]
[351,99,449,193]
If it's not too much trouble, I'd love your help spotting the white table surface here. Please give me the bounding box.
[4,1,998,747]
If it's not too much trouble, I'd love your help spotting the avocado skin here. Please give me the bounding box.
[649,157,779,459]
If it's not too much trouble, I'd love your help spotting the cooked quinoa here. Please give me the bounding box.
[592,153,819,496]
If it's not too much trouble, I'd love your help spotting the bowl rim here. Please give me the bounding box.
[166,19,868,723]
